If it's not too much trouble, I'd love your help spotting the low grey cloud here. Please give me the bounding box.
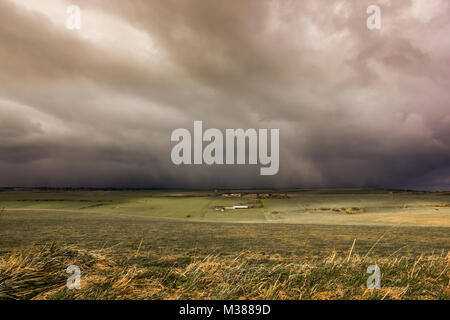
[0,0,449,189]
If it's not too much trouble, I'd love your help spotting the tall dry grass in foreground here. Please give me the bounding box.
[0,243,448,300]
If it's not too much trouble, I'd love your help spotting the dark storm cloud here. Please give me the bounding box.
[0,0,449,189]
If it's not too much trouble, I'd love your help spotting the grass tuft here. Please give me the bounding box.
[1,244,448,300]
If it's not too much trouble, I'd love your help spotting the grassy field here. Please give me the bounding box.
[0,189,449,299]
[1,188,449,226]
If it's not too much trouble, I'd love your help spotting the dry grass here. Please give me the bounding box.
[0,244,448,300]
[345,207,364,214]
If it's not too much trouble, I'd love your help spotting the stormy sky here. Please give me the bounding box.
[0,0,449,189]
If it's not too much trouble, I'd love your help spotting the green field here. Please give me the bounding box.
[0,189,449,299]
[1,188,449,226]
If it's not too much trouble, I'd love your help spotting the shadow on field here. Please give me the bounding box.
[0,210,449,259]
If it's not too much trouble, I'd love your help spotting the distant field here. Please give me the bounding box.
[1,189,449,226]
[0,189,448,299]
